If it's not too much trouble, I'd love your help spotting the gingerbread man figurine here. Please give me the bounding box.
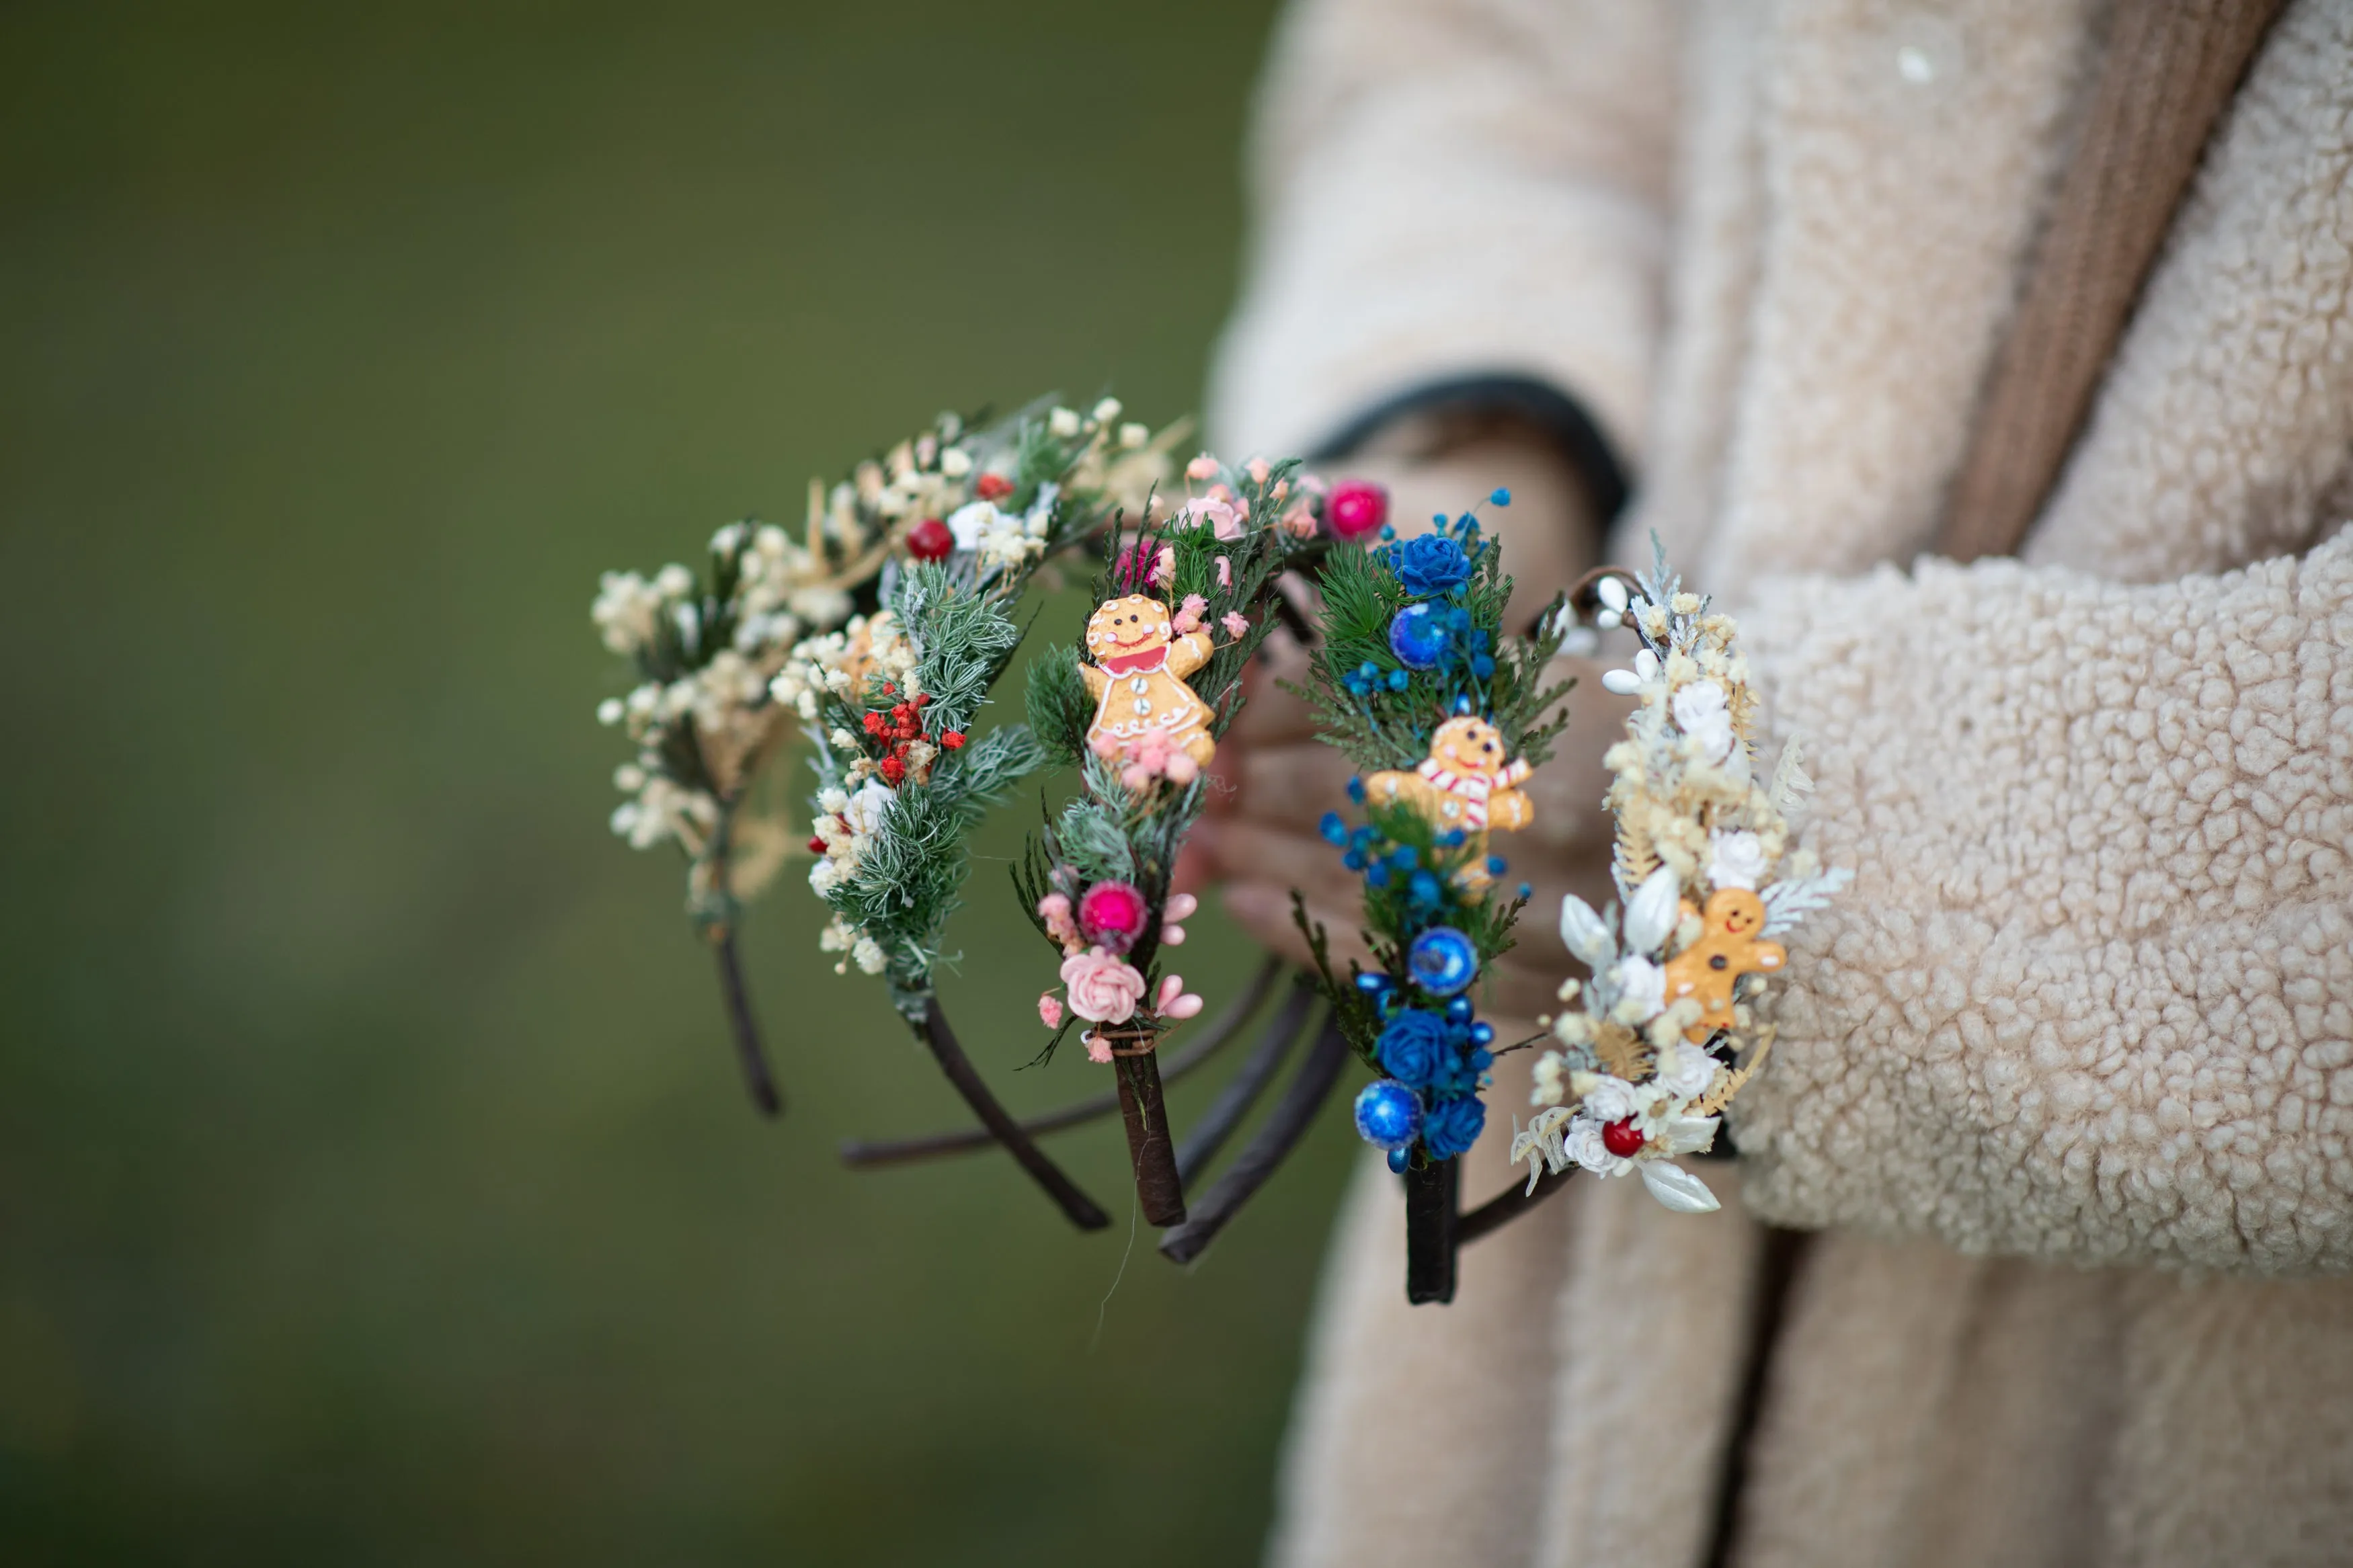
[1662,887,1786,1041]
[1362,714,1534,890]
[1080,594,1218,768]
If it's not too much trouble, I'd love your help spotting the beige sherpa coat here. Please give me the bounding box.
[1210,1,2353,1564]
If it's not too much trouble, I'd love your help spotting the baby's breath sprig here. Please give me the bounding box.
[1511,539,1850,1214]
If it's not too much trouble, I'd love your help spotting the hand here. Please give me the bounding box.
[1180,435,1636,1020]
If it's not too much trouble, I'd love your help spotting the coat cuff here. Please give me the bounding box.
[1306,371,1632,528]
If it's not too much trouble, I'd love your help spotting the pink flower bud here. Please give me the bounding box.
[1214,555,1232,587]
[1162,923,1187,946]
[1163,751,1198,785]
[1185,454,1220,481]
[1164,993,1204,1020]
[1246,458,1270,484]
[1156,975,1183,1011]
[1327,479,1388,540]
[1164,893,1199,921]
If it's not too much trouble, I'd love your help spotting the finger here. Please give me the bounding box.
[1228,638,1321,745]
[1234,743,1359,825]
[1222,882,1373,975]
[1170,835,1217,897]
[1205,819,1363,912]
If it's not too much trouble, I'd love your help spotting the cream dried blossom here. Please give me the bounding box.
[1519,542,1848,1212]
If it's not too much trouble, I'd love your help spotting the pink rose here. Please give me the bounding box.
[1062,948,1147,1024]
[1183,496,1243,540]
[1038,992,1064,1028]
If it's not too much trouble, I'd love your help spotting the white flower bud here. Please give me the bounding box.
[654,563,693,597]
[1048,407,1081,437]
[1092,397,1123,423]
[596,698,625,726]
[1119,422,1148,449]
[1623,866,1682,954]
[1600,667,1643,695]
[1558,893,1616,970]
[1596,575,1629,612]
[939,448,971,478]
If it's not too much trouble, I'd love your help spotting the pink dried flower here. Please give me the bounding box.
[1327,479,1388,540]
[1062,948,1147,1024]
[1155,974,1204,1020]
[1213,555,1231,588]
[1037,891,1078,948]
[1038,992,1064,1028]
[1083,1031,1113,1064]
[1163,750,1198,785]
[1222,612,1250,640]
[1173,593,1209,634]
[1077,880,1150,950]
[1185,454,1220,481]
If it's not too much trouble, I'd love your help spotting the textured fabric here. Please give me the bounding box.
[1213,0,2353,1564]
[1942,0,2290,563]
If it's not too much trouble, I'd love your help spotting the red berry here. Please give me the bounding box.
[904,518,954,560]
[941,731,965,750]
[878,757,906,786]
[862,711,886,734]
[975,473,1014,501]
[1326,479,1389,540]
[1601,1118,1645,1158]
[807,835,828,854]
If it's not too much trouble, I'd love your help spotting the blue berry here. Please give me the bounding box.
[1406,925,1480,996]
[1354,1079,1424,1152]
[1319,811,1347,845]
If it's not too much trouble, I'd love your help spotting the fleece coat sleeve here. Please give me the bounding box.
[1730,531,2353,1275]
[1206,0,1679,464]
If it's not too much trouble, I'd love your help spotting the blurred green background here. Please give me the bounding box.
[0,3,1375,1561]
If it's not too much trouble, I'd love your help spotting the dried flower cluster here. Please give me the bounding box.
[1020,451,1329,1063]
[591,399,1176,975]
[1513,544,1849,1212]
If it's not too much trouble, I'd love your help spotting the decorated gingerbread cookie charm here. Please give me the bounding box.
[1363,714,1533,888]
[1080,593,1218,770]
[1661,882,1787,1041]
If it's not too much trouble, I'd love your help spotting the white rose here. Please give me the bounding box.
[1671,679,1734,761]
[1653,1042,1721,1101]
[1579,1074,1639,1125]
[1708,829,1769,890]
[1612,955,1667,1021]
[1565,1115,1629,1175]
[947,500,1000,552]
[843,779,895,836]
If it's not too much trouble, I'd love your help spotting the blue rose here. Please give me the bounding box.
[1393,534,1472,597]
[1421,1093,1487,1159]
[1376,1008,1449,1088]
